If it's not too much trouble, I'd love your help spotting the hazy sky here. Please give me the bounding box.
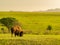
[0,0,60,11]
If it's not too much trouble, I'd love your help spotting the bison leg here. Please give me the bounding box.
[11,29,14,37]
[14,30,19,37]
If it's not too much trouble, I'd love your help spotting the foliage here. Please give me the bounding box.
[1,28,4,33]
[47,25,52,30]
[1,28,4,30]
[0,17,20,31]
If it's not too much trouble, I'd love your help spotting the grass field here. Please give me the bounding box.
[0,34,60,45]
[0,12,60,34]
[0,12,60,45]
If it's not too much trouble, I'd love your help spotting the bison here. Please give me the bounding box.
[11,25,23,37]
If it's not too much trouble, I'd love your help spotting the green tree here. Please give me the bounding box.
[0,17,20,32]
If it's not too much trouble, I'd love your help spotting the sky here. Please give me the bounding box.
[0,0,60,11]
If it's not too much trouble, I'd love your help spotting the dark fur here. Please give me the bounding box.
[11,27,23,37]
[15,30,19,36]
[19,31,23,37]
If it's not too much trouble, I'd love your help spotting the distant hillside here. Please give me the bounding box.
[46,8,60,12]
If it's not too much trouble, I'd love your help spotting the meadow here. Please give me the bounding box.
[0,12,60,34]
[0,12,60,45]
[0,34,60,45]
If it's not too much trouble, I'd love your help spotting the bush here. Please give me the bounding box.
[47,25,52,31]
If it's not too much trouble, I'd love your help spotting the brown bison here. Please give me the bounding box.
[11,25,23,37]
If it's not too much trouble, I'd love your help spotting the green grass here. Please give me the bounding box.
[0,34,60,39]
[0,12,60,34]
[0,12,60,45]
[0,34,60,45]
